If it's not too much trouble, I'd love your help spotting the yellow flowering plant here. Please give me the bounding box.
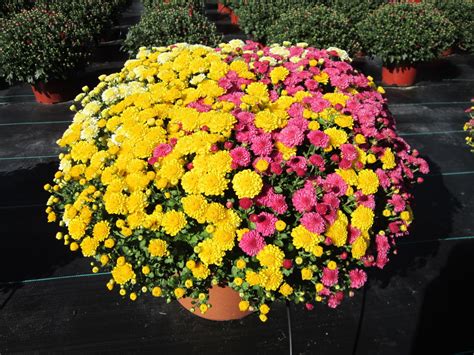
[46,40,428,321]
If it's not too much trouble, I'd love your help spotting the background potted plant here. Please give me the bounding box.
[0,7,94,103]
[266,3,361,57]
[356,3,456,86]
[45,40,428,322]
[424,0,474,55]
[234,0,314,44]
[122,5,221,56]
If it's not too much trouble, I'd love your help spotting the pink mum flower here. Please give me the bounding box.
[292,186,316,213]
[255,212,278,237]
[251,134,273,156]
[349,269,367,289]
[340,144,358,161]
[278,125,305,147]
[375,234,390,269]
[300,212,326,234]
[328,291,344,308]
[239,230,265,256]
[323,173,348,197]
[230,147,251,167]
[322,267,338,287]
[307,130,330,148]
[153,143,173,158]
[389,194,406,213]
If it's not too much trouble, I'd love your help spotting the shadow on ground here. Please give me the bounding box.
[412,242,474,354]
[0,162,77,291]
[368,158,460,288]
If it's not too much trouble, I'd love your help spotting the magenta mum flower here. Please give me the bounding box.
[292,187,316,213]
[307,130,330,148]
[322,267,338,287]
[153,143,173,158]
[239,230,265,256]
[349,269,367,289]
[301,212,326,234]
[251,134,273,156]
[255,212,278,237]
[230,147,251,167]
[278,125,304,147]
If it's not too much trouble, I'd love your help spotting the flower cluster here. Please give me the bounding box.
[45,40,428,322]
[464,100,474,151]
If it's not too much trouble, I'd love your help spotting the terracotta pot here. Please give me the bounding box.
[230,11,239,25]
[217,3,232,15]
[441,47,453,57]
[382,65,417,86]
[31,79,77,104]
[178,285,252,321]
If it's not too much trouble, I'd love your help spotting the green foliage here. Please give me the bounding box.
[356,3,456,66]
[266,4,360,55]
[425,0,474,53]
[327,0,385,25]
[0,8,93,84]
[35,0,129,40]
[123,6,222,55]
[142,0,204,13]
[0,0,35,17]
[234,0,322,44]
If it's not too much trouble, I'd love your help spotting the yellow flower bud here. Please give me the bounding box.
[152,287,162,297]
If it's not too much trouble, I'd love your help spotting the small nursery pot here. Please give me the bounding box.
[382,65,417,86]
[31,79,77,104]
[178,285,252,321]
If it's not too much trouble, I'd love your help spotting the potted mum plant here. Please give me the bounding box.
[425,0,474,55]
[357,3,456,86]
[266,4,360,58]
[45,40,428,322]
[0,7,93,103]
[122,5,221,56]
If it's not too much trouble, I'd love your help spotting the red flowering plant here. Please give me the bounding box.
[45,40,429,322]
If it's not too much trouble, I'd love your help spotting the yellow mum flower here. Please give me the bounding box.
[159,158,185,185]
[245,270,261,286]
[239,300,250,312]
[254,110,284,132]
[199,172,229,196]
[357,169,379,195]
[70,141,98,163]
[181,194,207,222]
[270,66,289,84]
[174,287,185,299]
[80,236,98,257]
[324,127,348,148]
[301,268,313,280]
[181,171,201,195]
[197,238,224,265]
[381,148,396,170]
[291,225,319,253]
[148,239,169,257]
[352,236,369,259]
[351,205,375,231]
[192,262,210,279]
[111,262,135,285]
[259,268,283,291]
[68,218,86,240]
[161,210,187,236]
[256,244,285,269]
[326,210,348,247]
[279,283,294,297]
[334,114,353,128]
[232,169,263,199]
